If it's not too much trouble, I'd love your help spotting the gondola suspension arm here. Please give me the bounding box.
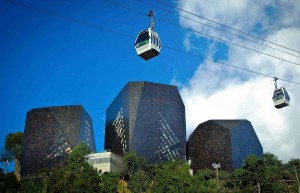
[148,10,155,30]
[274,77,278,90]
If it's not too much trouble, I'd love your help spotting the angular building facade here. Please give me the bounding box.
[21,105,96,176]
[105,81,186,163]
[187,120,263,172]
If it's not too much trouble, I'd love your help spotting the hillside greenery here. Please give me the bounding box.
[1,143,300,193]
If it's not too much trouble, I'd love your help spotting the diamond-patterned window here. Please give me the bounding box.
[155,112,181,161]
[112,108,127,154]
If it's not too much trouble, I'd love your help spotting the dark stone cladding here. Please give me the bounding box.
[105,81,186,164]
[21,105,96,177]
[187,119,263,173]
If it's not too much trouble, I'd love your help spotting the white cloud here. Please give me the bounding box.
[276,0,300,28]
[177,0,273,40]
[176,0,300,162]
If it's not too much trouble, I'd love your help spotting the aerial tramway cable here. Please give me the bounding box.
[134,0,300,59]
[3,0,300,86]
[104,0,300,67]
[155,0,300,55]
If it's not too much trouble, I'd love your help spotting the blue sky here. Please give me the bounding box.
[1,0,300,172]
[0,0,203,172]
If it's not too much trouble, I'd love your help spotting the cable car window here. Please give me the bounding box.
[136,34,149,48]
[273,92,284,100]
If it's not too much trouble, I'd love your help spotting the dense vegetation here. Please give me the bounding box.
[1,142,300,192]
[1,132,23,181]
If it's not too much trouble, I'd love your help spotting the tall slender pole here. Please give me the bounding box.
[294,166,300,193]
[212,163,221,181]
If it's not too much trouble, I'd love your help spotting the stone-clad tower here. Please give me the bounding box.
[187,120,263,172]
[21,105,96,176]
[105,81,186,163]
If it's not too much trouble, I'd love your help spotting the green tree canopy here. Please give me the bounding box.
[99,172,120,193]
[123,151,147,180]
[44,143,101,193]
[235,153,291,192]
[4,132,23,160]
[128,170,149,193]
[68,142,91,170]
[1,147,299,193]
[3,132,23,180]
[0,168,19,193]
[150,161,192,193]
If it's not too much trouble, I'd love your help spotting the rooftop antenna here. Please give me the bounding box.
[148,10,155,30]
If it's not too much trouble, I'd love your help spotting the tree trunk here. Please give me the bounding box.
[14,158,21,181]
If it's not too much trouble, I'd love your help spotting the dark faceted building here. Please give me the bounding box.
[21,105,96,176]
[105,81,186,163]
[187,120,263,172]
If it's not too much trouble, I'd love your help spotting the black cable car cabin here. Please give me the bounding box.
[134,28,162,60]
[272,87,290,109]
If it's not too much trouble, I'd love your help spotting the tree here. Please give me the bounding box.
[44,143,101,193]
[4,132,23,160]
[128,170,149,193]
[0,168,20,193]
[286,158,300,193]
[287,158,300,169]
[241,154,265,188]
[231,168,245,191]
[263,153,284,180]
[193,169,214,181]
[19,179,44,193]
[193,179,227,193]
[150,161,193,193]
[191,169,228,193]
[262,153,290,192]
[99,172,120,193]
[67,142,91,170]
[4,132,23,180]
[123,151,147,180]
[236,153,293,193]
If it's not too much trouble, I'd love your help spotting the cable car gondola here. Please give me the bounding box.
[135,11,162,60]
[272,77,290,109]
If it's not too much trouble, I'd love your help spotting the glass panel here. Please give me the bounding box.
[273,90,284,100]
[136,34,149,48]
